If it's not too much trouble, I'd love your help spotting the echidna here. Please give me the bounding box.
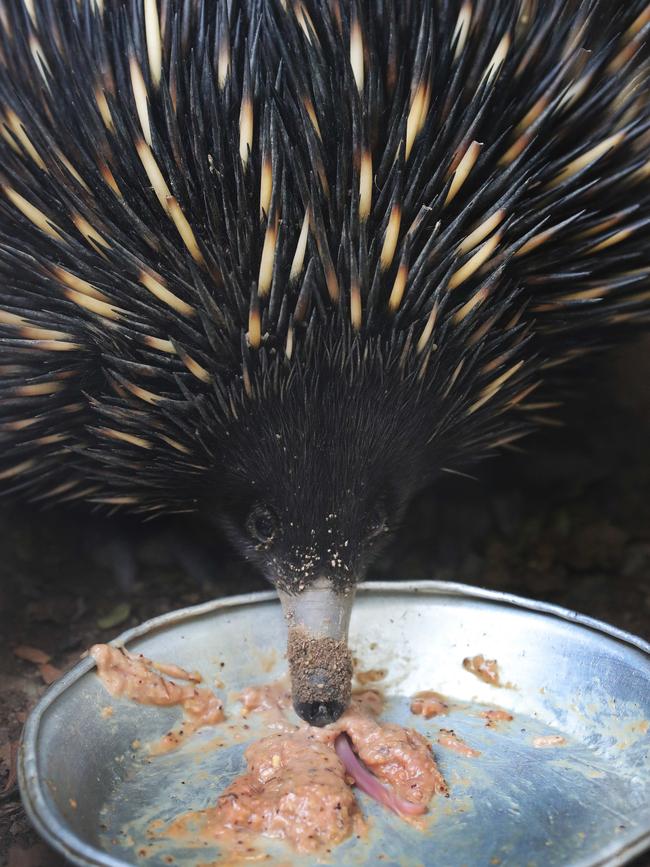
[1,0,649,724]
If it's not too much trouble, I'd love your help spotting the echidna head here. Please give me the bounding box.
[211,349,430,724]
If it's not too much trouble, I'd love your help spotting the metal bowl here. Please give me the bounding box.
[19,581,650,867]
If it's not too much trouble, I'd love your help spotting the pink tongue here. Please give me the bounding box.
[334,734,426,817]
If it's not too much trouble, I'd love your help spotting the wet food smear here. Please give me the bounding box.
[410,691,449,718]
[90,644,224,753]
[462,654,501,686]
[238,680,292,715]
[480,708,514,727]
[204,728,362,853]
[95,656,449,858]
[437,728,481,757]
[355,667,387,685]
[165,684,447,857]
[533,734,567,748]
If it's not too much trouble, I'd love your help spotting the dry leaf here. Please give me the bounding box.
[8,843,53,867]
[97,602,131,630]
[1,741,18,794]
[13,645,51,665]
[38,663,62,685]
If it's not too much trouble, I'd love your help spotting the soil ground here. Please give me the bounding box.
[1,337,649,867]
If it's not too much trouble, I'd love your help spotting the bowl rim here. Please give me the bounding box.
[18,579,650,867]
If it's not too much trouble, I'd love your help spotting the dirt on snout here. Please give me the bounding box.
[286,625,353,706]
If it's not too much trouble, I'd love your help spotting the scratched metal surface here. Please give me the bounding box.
[19,582,650,867]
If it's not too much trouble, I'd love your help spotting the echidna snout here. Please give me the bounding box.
[281,585,356,726]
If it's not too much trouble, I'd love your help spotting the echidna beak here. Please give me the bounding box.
[293,699,347,727]
[278,581,356,727]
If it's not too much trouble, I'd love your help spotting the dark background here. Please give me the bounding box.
[1,336,649,866]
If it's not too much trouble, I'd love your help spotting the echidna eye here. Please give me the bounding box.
[246,505,277,546]
[367,503,388,540]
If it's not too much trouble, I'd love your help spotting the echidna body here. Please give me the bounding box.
[1,0,650,723]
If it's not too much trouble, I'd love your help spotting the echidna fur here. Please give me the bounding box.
[1,0,650,594]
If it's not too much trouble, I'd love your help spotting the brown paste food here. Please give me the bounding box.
[205,688,448,854]
[533,734,567,748]
[437,728,481,758]
[238,681,292,717]
[462,653,501,686]
[410,690,449,718]
[480,708,514,727]
[162,685,448,858]
[92,647,449,857]
[90,644,224,753]
[355,667,387,685]
[208,728,361,853]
